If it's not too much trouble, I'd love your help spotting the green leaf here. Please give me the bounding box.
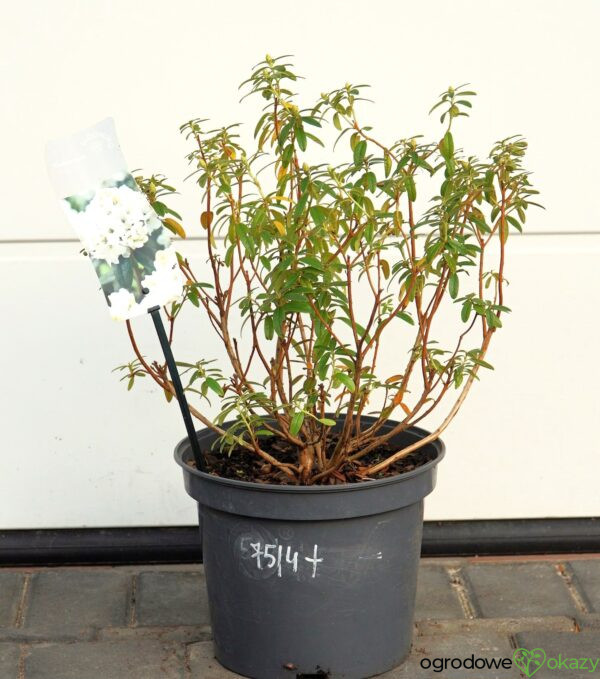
[405,174,417,201]
[506,214,523,233]
[440,131,454,160]
[448,273,459,299]
[301,116,321,127]
[273,307,285,336]
[264,316,274,340]
[152,201,167,217]
[203,377,224,396]
[461,299,472,322]
[384,153,392,177]
[277,120,293,146]
[282,300,312,314]
[396,311,415,325]
[353,140,367,165]
[293,192,309,218]
[289,411,305,436]
[486,309,503,328]
[334,372,355,392]
[317,353,329,381]
[317,417,336,427]
[309,205,327,227]
[473,357,494,370]
[295,125,307,152]
[281,144,294,166]
[300,255,325,271]
[365,171,377,193]
[187,287,200,307]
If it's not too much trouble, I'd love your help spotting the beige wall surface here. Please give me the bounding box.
[1,0,599,527]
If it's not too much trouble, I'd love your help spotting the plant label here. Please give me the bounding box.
[46,118,184,320]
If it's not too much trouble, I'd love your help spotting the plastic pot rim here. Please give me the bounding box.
[174,416,445,496]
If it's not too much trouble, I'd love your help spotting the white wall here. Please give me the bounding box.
[1,0,599,528]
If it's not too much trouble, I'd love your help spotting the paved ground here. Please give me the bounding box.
[2,555,600,678]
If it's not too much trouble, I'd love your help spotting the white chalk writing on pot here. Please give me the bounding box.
[248,542,323,578]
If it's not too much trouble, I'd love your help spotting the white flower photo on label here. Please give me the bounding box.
[106,288,137,321]
[61,173,184,320]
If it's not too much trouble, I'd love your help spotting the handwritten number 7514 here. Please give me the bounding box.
[249,542,323,578]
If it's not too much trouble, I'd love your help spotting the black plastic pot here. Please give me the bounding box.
[175,415,444,679]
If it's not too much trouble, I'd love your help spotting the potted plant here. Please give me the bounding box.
[119,55,539,678]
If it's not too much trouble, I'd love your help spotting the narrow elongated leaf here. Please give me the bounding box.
[440,131,454,159]
[405,175,417,201]
[486,309,503,328]
[163,218,186,238]
[384,152,392,177]
[365,171,377,193]
[449,273,459,299]
[289,411,305,436]
[461,299,472,322]
[473,357,494,370]
[301,116,321,127]
[395,311,414,325]
[309,205,327,227]
[295,125,307,152]
[385,374,403,384]
[380,258,390,280]
[334,372,355,392]
[264,316,274,340]
[354,140,367,165]
[203,377,224,396]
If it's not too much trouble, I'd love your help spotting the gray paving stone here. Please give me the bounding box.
[415,566,464,620]
[189,642,243,678]
[515,631,600,678]
[569,560,600,612]
[0,643,19,679]
[576,613,600,630]
[417,615,577,636]
[1,559,597,679]
[136,571,209,627]
[0,627,97,642]
[464,562,579,618]
[25,641,185,679]
[24,570,130,634]
[0,572,23,627]
[98,624,211,643]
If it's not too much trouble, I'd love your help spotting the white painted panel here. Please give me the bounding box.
[1,0,599,240]
[0,235,598,527]
[0,240,210,529]
[427,234,600,519]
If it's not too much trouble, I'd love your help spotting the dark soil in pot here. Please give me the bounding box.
[175,415,444,679]
[192,429,437,484]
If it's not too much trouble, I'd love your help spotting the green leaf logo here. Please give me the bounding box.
[513,647,546,677]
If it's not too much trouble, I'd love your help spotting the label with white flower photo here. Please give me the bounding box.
[61,172,184,320]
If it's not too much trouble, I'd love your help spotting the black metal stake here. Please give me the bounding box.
[147,304,206,472]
